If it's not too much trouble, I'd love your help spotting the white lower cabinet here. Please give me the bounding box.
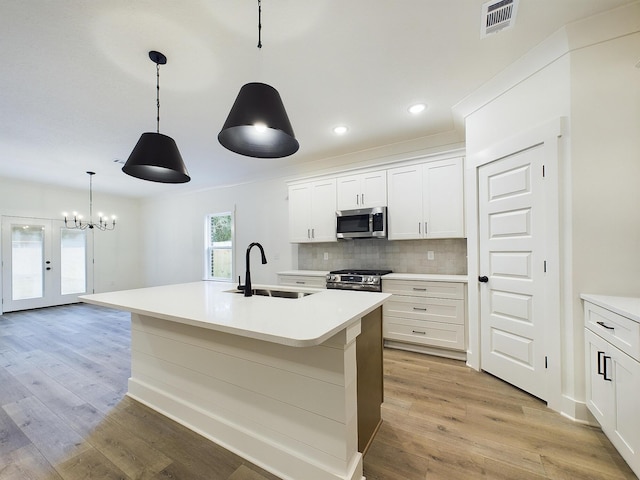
[583,299,640,478]
[382,279,466,359]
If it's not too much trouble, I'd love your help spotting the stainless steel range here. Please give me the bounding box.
[326,269,392,292]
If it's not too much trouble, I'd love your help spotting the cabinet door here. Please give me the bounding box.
[288,183,312,243]
[336,171,387,209]
[611,343,640,474]
[336,174,362,210]
[310,179,337,242]
[423,158,464,238]
[585,329,613,426]
[387,165,423,240]
[361,171,387,208]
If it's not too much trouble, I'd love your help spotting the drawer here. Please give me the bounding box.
[382,280,463,299]
[585,302,640,361]
[277,275,326,288]
[383,297,464,325]
[383,318,465,351]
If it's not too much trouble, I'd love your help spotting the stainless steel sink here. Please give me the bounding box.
[228,288,313,299]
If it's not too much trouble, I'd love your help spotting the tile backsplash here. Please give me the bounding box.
[298,238,467,274]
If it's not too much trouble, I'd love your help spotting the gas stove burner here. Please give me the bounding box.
[326,269,392,292]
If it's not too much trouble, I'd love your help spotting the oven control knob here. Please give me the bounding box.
[367,276,374,283]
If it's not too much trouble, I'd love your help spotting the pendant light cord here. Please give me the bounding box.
[89,172,94,222]
[257,0,262,49]
[156,62,161,133]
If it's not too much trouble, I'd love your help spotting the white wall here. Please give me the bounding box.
[139,177,296,287]
[138,134,466,288]
[0,176,142,296]
[460,3,640,418]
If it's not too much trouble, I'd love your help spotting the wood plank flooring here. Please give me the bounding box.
[0,303,636,480]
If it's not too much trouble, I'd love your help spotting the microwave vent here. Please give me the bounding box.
[481,0,519,38]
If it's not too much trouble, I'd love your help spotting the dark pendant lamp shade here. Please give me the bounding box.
[218,82,299,158]
[122,132,190,184]
[123,50,191,184]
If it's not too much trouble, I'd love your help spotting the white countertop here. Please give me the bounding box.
[278,270,468,283]
[581,294,640,323]
[81,282,390,347]
[383,273,468,283]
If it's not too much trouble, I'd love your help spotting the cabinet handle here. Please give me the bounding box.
[356,194,359,205]
[596,321,615,331]
[413,307,427,311]
[361,193,364,204]
[597,350,605,375]
[312,228,315,239]
[425,222,428,235]
[295,281,306,284]
[418,222,421,234]
[603,355,612,382]
[412,330,426,335]
[412,287,427,291]
[307,228,310,239]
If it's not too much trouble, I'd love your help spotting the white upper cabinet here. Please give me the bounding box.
[387,157,465,240]
[336,170,387,210]
[288,179,337,243]
[386,165,422,240]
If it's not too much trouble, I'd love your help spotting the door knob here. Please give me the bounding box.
[478,276,489,283]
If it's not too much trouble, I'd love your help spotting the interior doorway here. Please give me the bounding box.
[478,146,548,401]
[472,120,563,412]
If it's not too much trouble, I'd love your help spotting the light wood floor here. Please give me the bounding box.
[0,304,636,480]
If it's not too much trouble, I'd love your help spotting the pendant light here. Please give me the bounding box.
[218,0,299,158]
[123,51,190,183]
[63,172,116,231]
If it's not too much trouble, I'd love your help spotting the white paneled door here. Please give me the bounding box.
[478,145,548,401]
[1,216,92,312]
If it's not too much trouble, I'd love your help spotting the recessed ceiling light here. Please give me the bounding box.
[408,103,426,114]
[333,125,348,135]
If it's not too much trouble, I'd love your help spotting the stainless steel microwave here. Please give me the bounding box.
[336,206,387,239]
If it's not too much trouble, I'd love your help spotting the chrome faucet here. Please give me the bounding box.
[244,242,267,297]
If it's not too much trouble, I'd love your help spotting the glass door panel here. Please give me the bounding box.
[60,228,86,295]
[11,224,45,300]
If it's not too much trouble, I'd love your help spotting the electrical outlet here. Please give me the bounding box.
[427,251,435,261]
[323,252,329,260]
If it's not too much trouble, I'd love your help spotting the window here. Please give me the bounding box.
[205,212,234,281]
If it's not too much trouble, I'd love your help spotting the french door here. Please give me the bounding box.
[1,216,93,313]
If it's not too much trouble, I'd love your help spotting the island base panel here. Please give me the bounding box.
[128,312,367,480]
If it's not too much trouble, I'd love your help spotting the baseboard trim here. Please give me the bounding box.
[384,340,467,361]
[560,394,597,425]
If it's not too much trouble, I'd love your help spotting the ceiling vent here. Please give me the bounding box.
[481,0,519,38]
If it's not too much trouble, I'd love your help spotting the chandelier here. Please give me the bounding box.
[63,171,116,231]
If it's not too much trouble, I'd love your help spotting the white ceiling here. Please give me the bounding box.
[0,0,633,197]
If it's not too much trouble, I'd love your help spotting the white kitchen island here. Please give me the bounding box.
[81,281,390,480]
